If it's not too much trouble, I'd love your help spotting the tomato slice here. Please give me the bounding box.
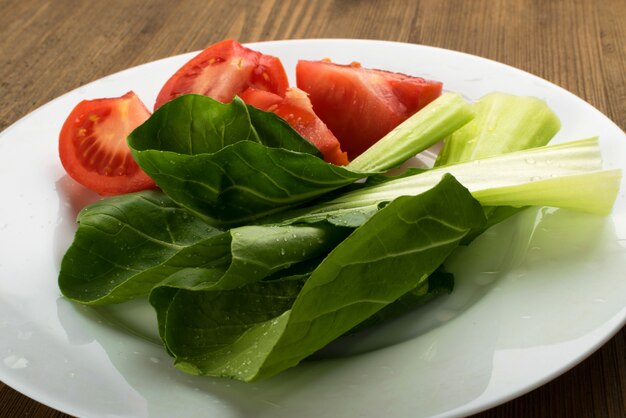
[240,87,349,166]
[154,39,289,109]
[296,60,443,159]
[59,91,156,196]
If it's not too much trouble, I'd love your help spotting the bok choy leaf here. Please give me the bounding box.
[127,95,362,227]
[128,93,475,227]
[59,191,350,304]
[150,174,485,381]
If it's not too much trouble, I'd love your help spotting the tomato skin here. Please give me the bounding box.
[296,60,443,159]
[240,87,349,166]
[59,91,156,196]
[154,39,289,109]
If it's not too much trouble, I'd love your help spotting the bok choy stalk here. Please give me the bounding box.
[279,138,621,226]
[435,92,562,166]
[348,92,475,172]
[432,92,563,241]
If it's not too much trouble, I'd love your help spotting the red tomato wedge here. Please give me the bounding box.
[240,87,349,166]
[154,39,289,109]
[59,91,156,196]
[296,60,443,159]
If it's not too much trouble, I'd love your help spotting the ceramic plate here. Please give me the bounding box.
[0,39,625,418]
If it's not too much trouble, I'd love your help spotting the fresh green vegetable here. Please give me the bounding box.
[127,95,361,227]
[151,174,485,381]
[128,93,475,227]
[60,136,619,305]
[281,138,621,225]
[59,191,222,304]
[348,92,475,172]
[59,191,351,304]
[435,92,561,166]
[434,92,563,239]
[349,266,454,334]
[59,88,621,383]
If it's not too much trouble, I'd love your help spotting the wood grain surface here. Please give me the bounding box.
[1,0,624,417]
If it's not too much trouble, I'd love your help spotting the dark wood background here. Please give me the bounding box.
[1,0,624,417]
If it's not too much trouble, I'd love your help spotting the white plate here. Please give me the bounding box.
[0,39,625,418]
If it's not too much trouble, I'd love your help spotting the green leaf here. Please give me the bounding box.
[153,174,485,381]
[246,105,322,156]
[129,94,259,154]
[348,266,454,334]
[133,142,363,226]
[128,94,363,226]
[58,191,222,304]
[59,191,351,305]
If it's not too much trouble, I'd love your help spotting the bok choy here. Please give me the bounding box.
[59,89,621,382]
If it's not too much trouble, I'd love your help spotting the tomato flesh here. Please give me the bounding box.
[154,39,289,109]
[59,91,156,195]
[296,60,443,159]
[240,87,349,166]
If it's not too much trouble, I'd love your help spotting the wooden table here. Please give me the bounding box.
[1,0,624,416]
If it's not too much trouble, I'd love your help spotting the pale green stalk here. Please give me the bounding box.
[435,92,561,166]
[285,138,620,224]
[347,92,475,172]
